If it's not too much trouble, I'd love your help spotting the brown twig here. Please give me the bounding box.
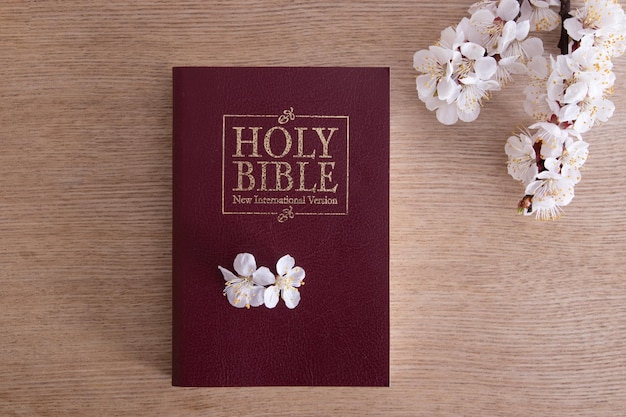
[558,0,572,54]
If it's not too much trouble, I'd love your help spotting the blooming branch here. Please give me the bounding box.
[414,0,626,220]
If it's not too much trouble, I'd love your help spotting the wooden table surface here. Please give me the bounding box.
[2,1,626,415]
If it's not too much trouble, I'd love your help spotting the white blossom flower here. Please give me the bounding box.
[530,121,581,159]
[564,0,626,58]
[415,39,456,100]
[414,29,463,124]
[499,19,544,63]
[264,255,305,309]
[443,18,482,47]
[470,0,521,53]
[468,0,499,15]
[455,45,501,122]
[505,130,539,185]
[414,34,500,124]
[520,0,562,32]
[469,1,543,83]
[543,45,616,130]
[523,192,564,220]
[219,253,275,309]
[414,22,476,104]
[524,83,553,120]
[524,167,576,220]
[568,36,616,94]
[524,55,556,120]
[546,55,580,108]
[511,120,587,220]
[572,96,615,132]
[549,139,590,184]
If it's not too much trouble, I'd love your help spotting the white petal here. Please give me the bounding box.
[558,187,575,206]
[469,1,497,14]
[573,112,593,133]
[430,45,454,64]
[584,77,609,101]
[224,284,239,306]
[474,56,497,80]
[500,59,527,75]
[218,266,238,282]
[559,103,580,122]
[520,37,544,59]
[440,26,457,49]
[531,196,561,220]
[563,18,583,41]
[282,287,301,309]
[470,9,495,26]
[287,267,305,287]
[413,49,434,72]
[437,76,460,102]
[225,283,249,308]
[562,165,583,184]
[461,42,485,60]
[500,21,517,52]
[543,157,561,173]
[498,0,520,21]
[416,74,436,98]
[563,82,588,104]
[253,266,275,286]
[483,79,501,91]
[515,19,530,40]
[519,0,533,21]
[546,77,564,101]
[595,98,615,122]
[249,286,265,307]
[233,253,256,277]
[435,102,459,125]
[540,139,562,160]
[547,98,561,115]
[458,105,481,122]
[572,140,590,155]
[264,286,280,309]
[276,254,295,276]
[505,133,531,157]
[525,179,543,196]
[527,55,549,78]
[530,121,561,138]
[424,95,444,111]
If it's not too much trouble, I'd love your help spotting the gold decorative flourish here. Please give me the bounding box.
[277,205,295,223]
[278,107,295,124]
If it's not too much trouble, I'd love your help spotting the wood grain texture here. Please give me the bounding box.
[1,1,626,415]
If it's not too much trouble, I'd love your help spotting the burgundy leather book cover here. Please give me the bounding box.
[172,67,389,386]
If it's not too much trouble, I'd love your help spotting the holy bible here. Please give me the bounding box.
[172,67,389,386]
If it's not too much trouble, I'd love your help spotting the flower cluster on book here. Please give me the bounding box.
[219,253,305,309]
[414,0,626,220]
